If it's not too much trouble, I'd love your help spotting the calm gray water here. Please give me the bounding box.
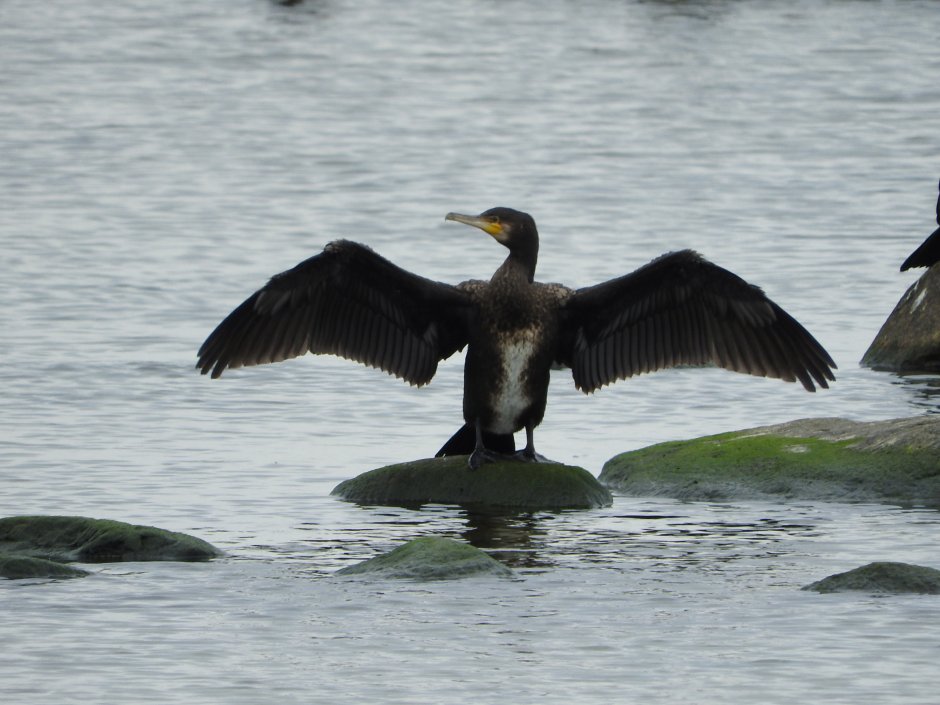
[2,0,939,703]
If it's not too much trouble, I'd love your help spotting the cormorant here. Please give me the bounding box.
[900,179,940,271]
[197,207,836,469]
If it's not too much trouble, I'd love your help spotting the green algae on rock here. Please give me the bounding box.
[0,516,222,563]
[336,536,512,580]
[331,455,612,510]
[803,561,940,594]
[600,417,940,504]
[0,552,90,580]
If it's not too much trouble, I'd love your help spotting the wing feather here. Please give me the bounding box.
[197,240,473,385]
[559,249,836,393]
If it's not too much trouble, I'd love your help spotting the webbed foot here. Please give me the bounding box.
[512,448,556,464]
[468,447,505,470]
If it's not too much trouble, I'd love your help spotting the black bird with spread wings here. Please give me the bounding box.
[900,179,940,271]
[197,208,836,469]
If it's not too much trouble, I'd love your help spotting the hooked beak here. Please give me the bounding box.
[445,212,506,241]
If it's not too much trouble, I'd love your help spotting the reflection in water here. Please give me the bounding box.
[461,511,553,569]
[890,373,940,413]
[319,502,830,573]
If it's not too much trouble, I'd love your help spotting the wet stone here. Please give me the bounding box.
[862,265,940,372]
[0,515,222,564]
[0,552,90,580]
[600,416,940,505]
[336,536,513,581]
[331,455,613,510]
[803,562,940,594]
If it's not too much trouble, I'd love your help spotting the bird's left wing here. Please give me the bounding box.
[197,240,473,385]
[556,250,836,393]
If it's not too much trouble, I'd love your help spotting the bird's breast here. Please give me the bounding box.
[487,326,541,434]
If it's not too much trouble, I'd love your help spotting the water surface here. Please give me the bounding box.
[2,1,939,703]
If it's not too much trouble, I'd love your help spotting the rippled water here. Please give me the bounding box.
[2,0,939,703]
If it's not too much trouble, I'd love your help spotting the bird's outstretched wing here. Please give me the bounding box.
[900,227,940,271]
[557,250,836,393]
[197,240,473,385]
[901,180,940,271]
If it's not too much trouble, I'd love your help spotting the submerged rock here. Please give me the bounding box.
[803,562,940,594]
[862,265,940,371]
[0,516,222,563]
[336,536,512,580]
[332,455,612,510]
[0,552,90,580]
[600,416,940,504]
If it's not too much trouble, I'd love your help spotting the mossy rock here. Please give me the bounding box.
[600,417,940,504]
[803,562,940,594]
[331,455,612,510]
[336,536,513,580]
[0,516,222,563]
[862,265,940,371]
[0,552,90,580]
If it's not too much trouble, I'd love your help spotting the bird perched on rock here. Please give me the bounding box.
[900,179,940,271]
[197,207,836,469]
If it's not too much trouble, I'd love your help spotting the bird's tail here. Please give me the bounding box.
[434,423,515,457]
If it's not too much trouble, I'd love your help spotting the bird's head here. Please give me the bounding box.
[445,207,538,253]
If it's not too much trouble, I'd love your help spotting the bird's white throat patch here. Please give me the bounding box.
[490,330,539,434]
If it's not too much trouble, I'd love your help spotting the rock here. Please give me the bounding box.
[599,416,940,504]
[331,455,612,510]
[0,516,222,563]
[0,552,90,580]
[803,561,940,594]
[862,265,940,371]
[336,536,513,580]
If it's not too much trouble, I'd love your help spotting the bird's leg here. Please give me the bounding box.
[468,419,502,470]
[513,424,553,464]
[515,424,539,462]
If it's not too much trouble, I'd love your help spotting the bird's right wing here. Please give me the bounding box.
[196,240,473,385]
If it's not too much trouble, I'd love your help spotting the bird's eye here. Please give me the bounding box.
[489,216,501,224]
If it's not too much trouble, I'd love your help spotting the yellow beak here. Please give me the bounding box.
[445,212,505,240]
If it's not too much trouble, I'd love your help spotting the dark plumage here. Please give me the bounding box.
[197,207,836,469]
[900,179,940,271]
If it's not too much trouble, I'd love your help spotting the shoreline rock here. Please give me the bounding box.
[332,455,613,510]
[862,265,940,371]
[0,516,222,580]
[599,416,940,505]
[803,561,940,594]
[0,552,91,580]
[336,536,513,580]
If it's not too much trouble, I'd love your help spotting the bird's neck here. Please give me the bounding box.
[494,246,538,284]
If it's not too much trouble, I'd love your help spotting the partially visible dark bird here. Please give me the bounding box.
[901,179,940,271]
[197,207,836,469]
